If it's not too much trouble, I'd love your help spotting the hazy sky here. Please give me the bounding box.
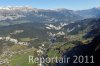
[0,0,100,10]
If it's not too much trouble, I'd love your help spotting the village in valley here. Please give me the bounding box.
[0,36,29,46]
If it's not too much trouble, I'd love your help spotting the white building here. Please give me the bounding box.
[18,42,28,46]
[0,37,3,40]
[9,38,18,44]
[5,36,10,41]
[37,49,43,54]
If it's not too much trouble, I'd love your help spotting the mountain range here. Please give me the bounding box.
[0,6,100,66]
[0,6,100,26]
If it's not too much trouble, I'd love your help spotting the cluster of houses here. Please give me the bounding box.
[0,36,29,46]
[37,44,45,55]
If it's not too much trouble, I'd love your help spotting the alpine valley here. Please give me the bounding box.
[0,6,100,66]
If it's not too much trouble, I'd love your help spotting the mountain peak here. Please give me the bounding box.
[93,7,100,9]
[0,6,33,10]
